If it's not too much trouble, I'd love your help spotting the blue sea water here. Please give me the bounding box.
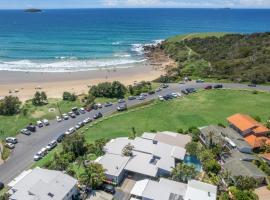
[0,8,270,72]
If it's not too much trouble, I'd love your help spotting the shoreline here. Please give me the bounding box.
[0,63,165,101]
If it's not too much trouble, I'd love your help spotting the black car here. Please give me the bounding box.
[91,104,99,110]
[56,134,65,143]
[148,90,155,95]
[93,112,103,119]
[213,84,223,89]
[128,96,136,100]
[117,104,127,111]
[104,102,113,107]
[118,99,126,104]
[181,89,189,95]
[68,112,76,118]
[0,181,4,191]
[186,88,196,93]
[248,84,256,87]
[26,124,36,132]
[161,83,169,88]
[21,128,31,135]
[102,184,115,194]
[163,94,174,100]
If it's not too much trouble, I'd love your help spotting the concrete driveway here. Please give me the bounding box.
[87,190,113,200]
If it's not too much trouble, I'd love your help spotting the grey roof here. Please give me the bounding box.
[154,131,191,148]
[97,154,130,177]
[9,168,77,200]
[222,149,258,163]
[223,127,252,150]
[199,125,225,146]
[142,178,187,200]
[141,132,156,140]
[184,180,217,200]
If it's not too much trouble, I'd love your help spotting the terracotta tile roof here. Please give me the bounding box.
[244,135,270,149]
[227,113,269,134]
[261,153,270,161]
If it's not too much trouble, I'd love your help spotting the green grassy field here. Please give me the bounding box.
[82,89,270,143]
[167,32,227,43]
[0,99,82,139]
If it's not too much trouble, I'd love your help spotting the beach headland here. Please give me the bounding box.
[0,62,165,101]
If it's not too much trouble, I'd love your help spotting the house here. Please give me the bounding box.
[260,153,270,166]
[8,167,78,200]
[227,114,270,149]
[97,132,191,185]
[130,178,217,200]
[199,125,252,153]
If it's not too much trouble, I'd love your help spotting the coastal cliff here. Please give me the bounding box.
[147,32,270,84]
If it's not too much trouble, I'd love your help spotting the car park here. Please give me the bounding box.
[46,140,57,151]
[248,84,256,87]
[21,128,31,136]
[104,102,113,107]
[57,134,65,143]
[79,107,86,114]
[37,120,43,128]
[117,104,127,111]
[42,119,50,126]
[93,112,103,119]
[213,84,223,89]
[62,113,69,120]
[118,99,125,103]
[196,79,204,83]
[5,137,18,144]
[5,143,15,149]
[102,184,116,194]
[204,85,212,90]
[158,95,165,101]
[56,116,62,122]
[138,95,146,100]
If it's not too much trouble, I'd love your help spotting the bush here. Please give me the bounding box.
[0,96,21,115]
[32,91,47,106]
[63,91,77,101]
[89,81,126,98]
[177,128,184,133]
[128,81,152,96]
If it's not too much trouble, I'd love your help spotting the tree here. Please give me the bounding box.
[185,141,200,156]
[122,143,134,157]
[0,96,21,115]
[111,81,127,98]
[63,91,77,101]
[62,134,87,157]
[171,163,197,183]
[233,176,258,190]
[219,192,230,200]
[230,187,258,200]
[203,159,221,174]
[79,162,106,189]
[85,93,96,107]
[32,91,47,106]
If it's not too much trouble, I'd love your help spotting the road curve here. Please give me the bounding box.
[0,82,270,184]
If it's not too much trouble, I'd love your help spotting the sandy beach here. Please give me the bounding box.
[0,63,165,101]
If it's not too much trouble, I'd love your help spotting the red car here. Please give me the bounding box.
[204,85,212,90]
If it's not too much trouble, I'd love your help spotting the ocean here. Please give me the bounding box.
[0,8,270,72]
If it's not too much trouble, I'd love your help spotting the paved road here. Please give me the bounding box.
[0,82,270,184]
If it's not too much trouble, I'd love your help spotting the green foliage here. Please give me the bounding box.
[89,81,126,99]
[0,96,21,115]
[171,163,198,183]
[32,91,48,106]
[229,187,258,200]
[233,176,258,190]
[199,149,221,174]
[160,32,270,84]
[62,91,77,101]
[122,143,134,157]
[62,134,87,157]
[219,192,230,200]
[79,162,106,189]
[252,115,261,122]
[128,81,152,95]
[188,127,200,142]
[185,141,200,156]
[87,138,109,156]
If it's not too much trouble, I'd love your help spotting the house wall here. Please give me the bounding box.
[63,186,78,200]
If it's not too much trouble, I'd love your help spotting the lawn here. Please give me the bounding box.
[0,99,83,139]
[82,89,270,143]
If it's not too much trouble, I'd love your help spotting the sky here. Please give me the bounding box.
[0,0,270,9]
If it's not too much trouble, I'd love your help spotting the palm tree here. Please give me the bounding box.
[171,163,197,183]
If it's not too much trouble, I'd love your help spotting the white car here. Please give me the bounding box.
[65,127,75,135]
[41,148,48,155]
[79,108,86,114]
[33,154,42,161]
[5,143,15,149]
[42,119,50,126]
[62,114,69,120]
[5,137,18,144]
[46,140,57,151]
[37,120,43,127]
[56,116,62,122]
[96,103,102,108]
[158,95,165,101]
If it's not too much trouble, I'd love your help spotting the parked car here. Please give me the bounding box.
[196,79,204,83]
[42,119,50,126]
[186,88,196,93]
[171,93,181,98]
[62,113,69,120]
[163,94,173,100]
[37,120,43,128]
[33,154,42,161]
[96,103,103,109]
[5,143,15,149]
[102,184,115,194]
[46,140,57,151]
[213,84,223,89]
[91,104,99,110]
[148,90,155,95]
[75,122,84,130]
[40,148,47,156]
[56,116,62,122]
[104,102,113,107]
[79,108,86,114]
[118,99,126,104]
[26,124,36,132]
[65,127,75,135]
[68,112,76,118]
[93,112,103,119]
[128,96,136,100]
[85,107,92,112]
[5,137,18,144]
[158,95,165,101]
[161,83,169,88]
[21,128,31,136]
[181,89,189,95]
[204,85,212,90]
[56,134,65,143]
[248,84,257,87]
[138,95,146,100]
[155,88,162,92]
[83,117,92,124]
[72,107,80,115]
[117,104,127,111]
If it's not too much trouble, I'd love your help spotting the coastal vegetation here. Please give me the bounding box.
[0,96,21,116]
[154,32,270,84]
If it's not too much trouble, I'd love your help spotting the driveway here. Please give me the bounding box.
[87,190,113,200]
[0,82,270,184]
